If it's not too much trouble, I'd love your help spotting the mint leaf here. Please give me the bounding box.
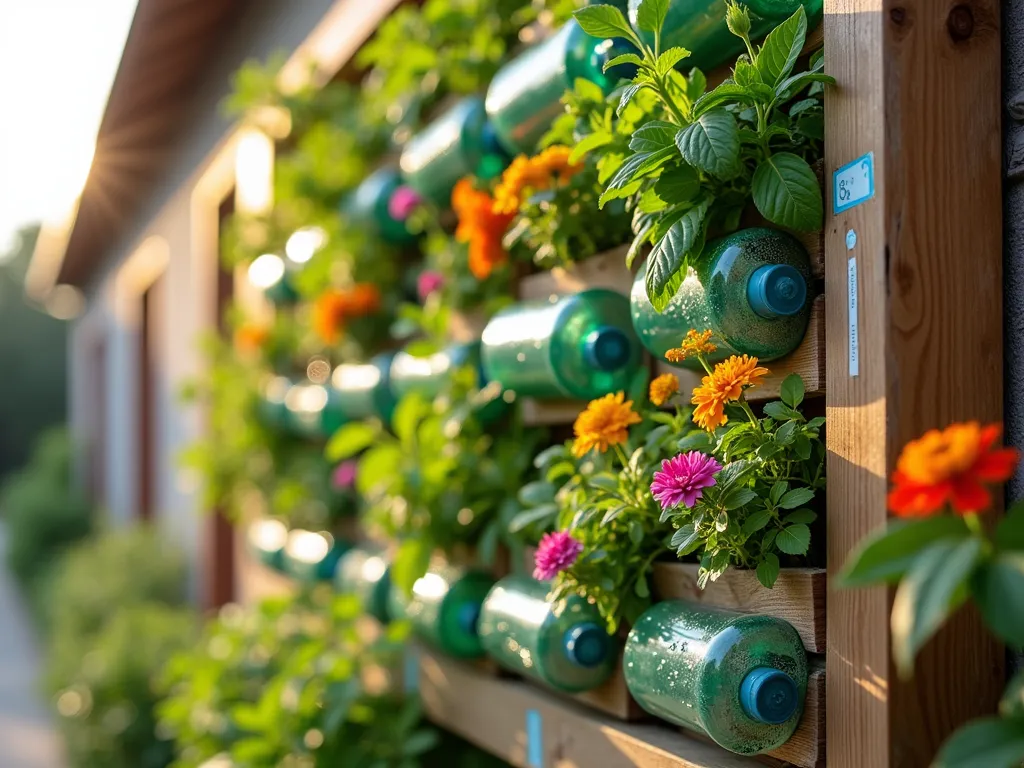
[778,487,815,509]
[756,6,807,87]
[654,165,700,204]
[603,52,645,72]
[574,5,639,45]
[973,554,1024,645]
[839,516,971,587]
[691,83,757,118]
[629,120,678,153]
[568,132,612,164]
[645,197,710,310]
[675,109,740,178]
[757,553,780,588]
[776,523,811,554]
[635,0,671,34]
[325,422,380,461]
[751,152,822,231]
[742,509,773,535]
[780,373,805,408]
[687,68,706,101]
[655,46,690,76]
[933,717,1024,768]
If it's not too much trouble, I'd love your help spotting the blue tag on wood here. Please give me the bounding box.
[833,152,875,214]
[526,708,543,768]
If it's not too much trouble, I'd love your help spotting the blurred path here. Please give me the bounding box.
[0,523,66,768]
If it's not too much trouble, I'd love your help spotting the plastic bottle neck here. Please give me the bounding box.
[562,623,610,668]
[456,601,481,635]
[740,667,800,724]
[582,326,632,371]
[746,264,807,319]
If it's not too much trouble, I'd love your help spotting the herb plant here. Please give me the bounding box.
[573,0,832,309]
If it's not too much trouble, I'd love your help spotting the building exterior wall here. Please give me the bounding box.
[1006,0,1024,503]
[68,0,339,595]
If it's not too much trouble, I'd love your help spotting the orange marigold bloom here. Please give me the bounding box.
[649,373,680,406]
[666,329,718,363]
[313,290,348,345]
[888,422,1019,517]
[234,323,269,355]
[572,392,642,458]
[345,283,381,316]
[452,178,514,279]
[691,355,769,431]
[492,145,583,215]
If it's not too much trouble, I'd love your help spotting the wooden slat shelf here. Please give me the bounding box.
[652,562,826,654]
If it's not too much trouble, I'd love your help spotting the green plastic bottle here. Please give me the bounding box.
[389,342,484,400]
[478,575,616,693]
[631,228,811,370]
[281,530,348,582]
[342,167,416,245]
[246,518,289,572]
[285,383,347,439]
[485,18,639,155]
[628,0,823,72]
[624,601,808,755]
[399,97,510,206]
[335,547,392,624]
[388,563,494,659]
[480,289,642,400]
[330,353,397,424]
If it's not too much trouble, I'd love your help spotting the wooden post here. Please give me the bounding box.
[824,0,1004,765]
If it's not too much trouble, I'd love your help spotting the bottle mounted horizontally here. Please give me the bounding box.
[485,14,639,156]
[400,96,510,207]
[342,167,416,245]
[330,353,397,425]
[246,518,289,572]
[281,530,348,582]
[478,575,616,693]
[624,601,808,755]
[335,546,392,624]
[284,382,347,439]
[631,228,812,370]
[481,289,642,400]
[627,0,824,73]
[388,563,495,659]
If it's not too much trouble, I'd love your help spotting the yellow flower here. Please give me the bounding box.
[665,329,718,363]
[649,373,679,406]
[691,355,769,431]
[572,392,642,458]
[492,146,583,215]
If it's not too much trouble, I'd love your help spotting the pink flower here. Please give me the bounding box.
[388,186,423,221]
[332,460,358,490]
[650,451,723,510]
[417,270,445,302]
[533,530,583,581]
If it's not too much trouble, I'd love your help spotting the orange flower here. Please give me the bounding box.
[691,355,769,431]
[345,283,381,316]
[666,329,718,364]
[313,290,349,345]
[234,323,269,355]
[888,422,1019,517]
[492,146,583,215]
[572,392,642,458]
[649,373,680,406]
[452,178,515,280]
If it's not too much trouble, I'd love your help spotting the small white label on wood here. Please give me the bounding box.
[848,256,860,377]
[834,152,875,213]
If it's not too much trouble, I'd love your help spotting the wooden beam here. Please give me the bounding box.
[823,0,1003,765]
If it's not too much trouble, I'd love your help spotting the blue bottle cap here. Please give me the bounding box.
[582,326,632,371]
[563,623,610,668]
[740,667,800,725]
[747,264,807,319]
[456,601,481,635]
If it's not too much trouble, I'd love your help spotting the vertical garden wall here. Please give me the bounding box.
[161,0,1008,766]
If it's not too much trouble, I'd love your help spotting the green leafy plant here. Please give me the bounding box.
[573,0,831,309]
[840,421,1024,767]
[327,369,545,593]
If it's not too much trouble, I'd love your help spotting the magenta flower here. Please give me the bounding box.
[332,460,358,490]
[533,530,583,581]
[650,451,723,510]
[388,186,423,221]
[417,270,445,302]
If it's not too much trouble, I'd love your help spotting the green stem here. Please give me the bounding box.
[696,353,714,376]
[738,398,761,431]
[964,512,985,538]
[613,443,631,470]
[656,75,688,125]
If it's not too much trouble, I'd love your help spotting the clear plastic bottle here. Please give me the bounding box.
[400,97,510,206]
[388,563,494,659]
[631,228,811,370]
[284,383,347,439]
[478,575,616,692]
[342,167,416,244]
[389,342,483,400]
[246,518,289,572]
[485,17,639,155]
[480,289,642,400]
[624,600,808,755]
[330,353,397,424]
[334,546,392,624]
[628,0,824,73]
[280,530,348,582]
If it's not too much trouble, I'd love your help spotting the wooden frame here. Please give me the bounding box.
[823,1,1004,765]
